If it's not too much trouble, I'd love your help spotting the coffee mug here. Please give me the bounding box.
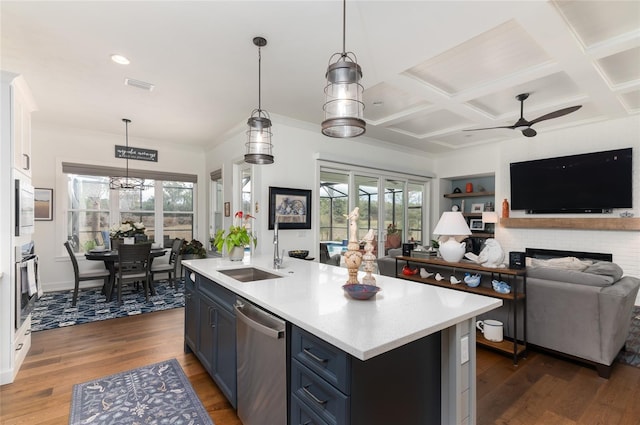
[476,319,503,342]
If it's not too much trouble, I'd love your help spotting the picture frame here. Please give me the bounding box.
[471,203,484,213]
[269,186,311,230]
[469,218,485,231]
[35,188,53,221]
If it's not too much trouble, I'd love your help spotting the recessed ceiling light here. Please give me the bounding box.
[111,54,130,65]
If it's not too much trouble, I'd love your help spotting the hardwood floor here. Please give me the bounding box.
[1,308,639,425]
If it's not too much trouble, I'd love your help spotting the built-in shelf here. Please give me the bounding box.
[444,191,494,199]
[501,217,640,231]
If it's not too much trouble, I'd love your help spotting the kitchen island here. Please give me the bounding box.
[183,254,501,425]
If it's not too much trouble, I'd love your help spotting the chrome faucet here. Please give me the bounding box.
[273,219,282,269]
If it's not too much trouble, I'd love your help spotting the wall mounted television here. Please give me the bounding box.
[510,147,633,214]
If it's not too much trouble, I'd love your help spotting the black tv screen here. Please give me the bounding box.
[510,148,633,214]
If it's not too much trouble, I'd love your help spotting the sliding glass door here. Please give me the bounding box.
[319,164,430,262]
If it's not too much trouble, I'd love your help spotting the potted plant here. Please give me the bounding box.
[180,239,207,259]
[385,223,402,250]
[213,211,257,261]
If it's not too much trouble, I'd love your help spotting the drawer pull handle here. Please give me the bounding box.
[303,348,327,364]
[303,385,327,406]
[15,343,23,351]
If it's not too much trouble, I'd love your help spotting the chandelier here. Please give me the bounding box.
[321,0,365,138]
[245,36,274,165]
[109,118,147,190]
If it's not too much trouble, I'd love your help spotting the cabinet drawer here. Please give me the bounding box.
[292,359,349,425]
[198,276,235,311]
[291,393,331,425]
[292,326,350,394]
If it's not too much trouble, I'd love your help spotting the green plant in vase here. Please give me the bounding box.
[180,239,207,258]
[213,211,257,260]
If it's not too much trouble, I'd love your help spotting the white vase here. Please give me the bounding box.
[229,246,245,261]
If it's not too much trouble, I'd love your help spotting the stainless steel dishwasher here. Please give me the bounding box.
[235,298,287,425]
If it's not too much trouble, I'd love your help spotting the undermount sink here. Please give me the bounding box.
[218,267,283,283]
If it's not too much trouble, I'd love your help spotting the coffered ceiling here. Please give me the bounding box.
[1,1,638,154]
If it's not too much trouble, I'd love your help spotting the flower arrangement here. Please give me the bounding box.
[109,220,146,238]
[213,211,257,252]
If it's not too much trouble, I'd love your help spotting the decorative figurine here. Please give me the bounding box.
[361,228,377,285]
[343,207,363,285]
[420,268,433,279]
[450,276,462,284]
[464,273,481,287]
[464,238,506,268]
[435,273,444,281]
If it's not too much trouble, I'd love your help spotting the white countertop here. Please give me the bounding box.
[182,254,502,361]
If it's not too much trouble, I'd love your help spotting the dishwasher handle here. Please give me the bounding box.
[235,303,285,340]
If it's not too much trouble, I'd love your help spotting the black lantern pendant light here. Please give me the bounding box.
[109,118,146,190]
[245,36,274,165]
[321,0,365,138]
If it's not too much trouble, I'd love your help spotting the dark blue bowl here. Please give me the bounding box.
[342,284,381,300]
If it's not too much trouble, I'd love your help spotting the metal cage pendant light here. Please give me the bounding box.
[321,0,365,138]
[109,118,146,190]
[245,36,274,165]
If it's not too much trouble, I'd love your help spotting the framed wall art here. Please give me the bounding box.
[35,188,53,221]
[471,203,484,213]
[469,218,485,231]
[268,186,311,230]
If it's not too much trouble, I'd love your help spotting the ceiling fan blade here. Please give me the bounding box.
[528,105,582,125]
[522,128,537,137]
[463,125,515,132]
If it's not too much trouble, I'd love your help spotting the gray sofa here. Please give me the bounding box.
[377,248,640,378]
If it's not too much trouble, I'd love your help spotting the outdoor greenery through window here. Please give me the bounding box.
[66,173,194,253]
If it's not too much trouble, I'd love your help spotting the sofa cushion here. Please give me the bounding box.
[527,256,592,271]
[526,264,620,287]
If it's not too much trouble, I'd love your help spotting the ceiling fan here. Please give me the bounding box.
[464,93,582,137]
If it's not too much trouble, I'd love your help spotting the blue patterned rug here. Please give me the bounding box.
[70,358,213,425]
[617,306,640,368]
[31,279,184,332]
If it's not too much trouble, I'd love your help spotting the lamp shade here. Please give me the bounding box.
[482,211,499,224]
[433,212,472,236]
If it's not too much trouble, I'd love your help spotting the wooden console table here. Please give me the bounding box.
[395,256,527,364]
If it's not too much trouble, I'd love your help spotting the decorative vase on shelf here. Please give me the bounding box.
[502,198,510,218]
[229,246,245,261]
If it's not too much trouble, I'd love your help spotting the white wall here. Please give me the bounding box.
[435,115,640,303]
[30,123,208,292]
[205,115,436,260]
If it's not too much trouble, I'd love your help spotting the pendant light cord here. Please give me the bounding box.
[257,45,262,112]
[342,0,346,55]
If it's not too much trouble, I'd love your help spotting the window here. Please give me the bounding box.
[319,163,430,257]
[64,168,196,253]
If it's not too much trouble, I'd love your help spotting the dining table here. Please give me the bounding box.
[85,247,167,298]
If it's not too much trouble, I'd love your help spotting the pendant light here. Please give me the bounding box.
[245,36,274,165]
[321,0,365,138]
[109,118,146,190]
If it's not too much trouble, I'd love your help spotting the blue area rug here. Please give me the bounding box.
[69,358,213,425]
[31,279,184,332]
[617,306,640,368]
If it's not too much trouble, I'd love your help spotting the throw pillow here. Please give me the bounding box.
[583,261,623,282]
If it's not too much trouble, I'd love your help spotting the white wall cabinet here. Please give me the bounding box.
[11,76,36,177]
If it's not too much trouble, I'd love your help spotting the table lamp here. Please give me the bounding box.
[433,211,471,263]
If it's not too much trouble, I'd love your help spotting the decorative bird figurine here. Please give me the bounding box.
[402,265,419,276]
[420,268,433,279]
[492,279,511,294]
[450,275,462,284]
[435,273,444,281]
[464,272,481,287]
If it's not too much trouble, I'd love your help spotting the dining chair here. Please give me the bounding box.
[64,241,111,306]
[150,238,184,287]
[116,243,152,304]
